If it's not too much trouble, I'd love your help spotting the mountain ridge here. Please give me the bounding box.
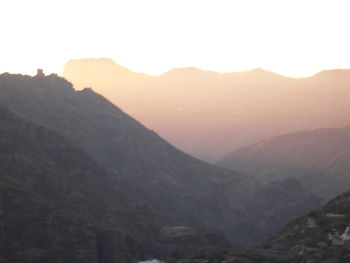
[63,58,350,79]
[217,124,350,201]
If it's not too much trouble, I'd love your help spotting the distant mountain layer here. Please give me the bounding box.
[0,72,321,257]
[217,126,350,201]
[63,58,350,161]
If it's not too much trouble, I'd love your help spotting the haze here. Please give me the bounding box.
[63,58,350,161]
[3,1,350,261]
[1,0,350,77]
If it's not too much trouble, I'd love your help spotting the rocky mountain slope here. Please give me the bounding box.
[63,58,350,161]
[217,126,350,201]
[184,190,350,263]
[0,106,249,262]
[0,107,150,262]
[0,72,321,255]
[247,190,350,263]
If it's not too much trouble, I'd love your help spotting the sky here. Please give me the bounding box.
[1,0,350,77]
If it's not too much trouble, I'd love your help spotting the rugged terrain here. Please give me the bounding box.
[179,190,350,262]
[246,190,350,263]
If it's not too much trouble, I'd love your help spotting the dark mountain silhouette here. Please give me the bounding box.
[63,58,350,162]
[0,72,321,258]
[217,125,350,202]
[0,107,150,262]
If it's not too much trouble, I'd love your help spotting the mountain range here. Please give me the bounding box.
[0,72,322,261]
[63,58,350,162]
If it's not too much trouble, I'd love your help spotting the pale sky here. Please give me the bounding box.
[1,0,350,77]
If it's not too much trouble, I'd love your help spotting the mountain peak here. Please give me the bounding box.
[64,57,132,74]
[231,68,287,79]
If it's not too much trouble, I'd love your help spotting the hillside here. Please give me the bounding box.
[217,126,350,201]
[63,58,350,161]
[0,107,152,262]
[249,190,350,263]
[190,190,350,263]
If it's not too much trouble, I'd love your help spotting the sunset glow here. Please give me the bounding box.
[1,0,350,77]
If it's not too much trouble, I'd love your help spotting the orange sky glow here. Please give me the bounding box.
[1,0,350,77]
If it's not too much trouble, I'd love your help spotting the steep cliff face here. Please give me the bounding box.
[217,126,350,201]
[0,73,321,253]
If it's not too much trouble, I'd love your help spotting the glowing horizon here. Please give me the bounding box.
[1,0,350,78]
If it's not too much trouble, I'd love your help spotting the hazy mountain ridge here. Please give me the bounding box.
[63,58,350,161]
[217,125,350,201]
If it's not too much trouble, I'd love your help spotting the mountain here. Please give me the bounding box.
[217,125,350,201]
[63,58,350,161]
[0,107,151,262]
[0,71,321,254]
